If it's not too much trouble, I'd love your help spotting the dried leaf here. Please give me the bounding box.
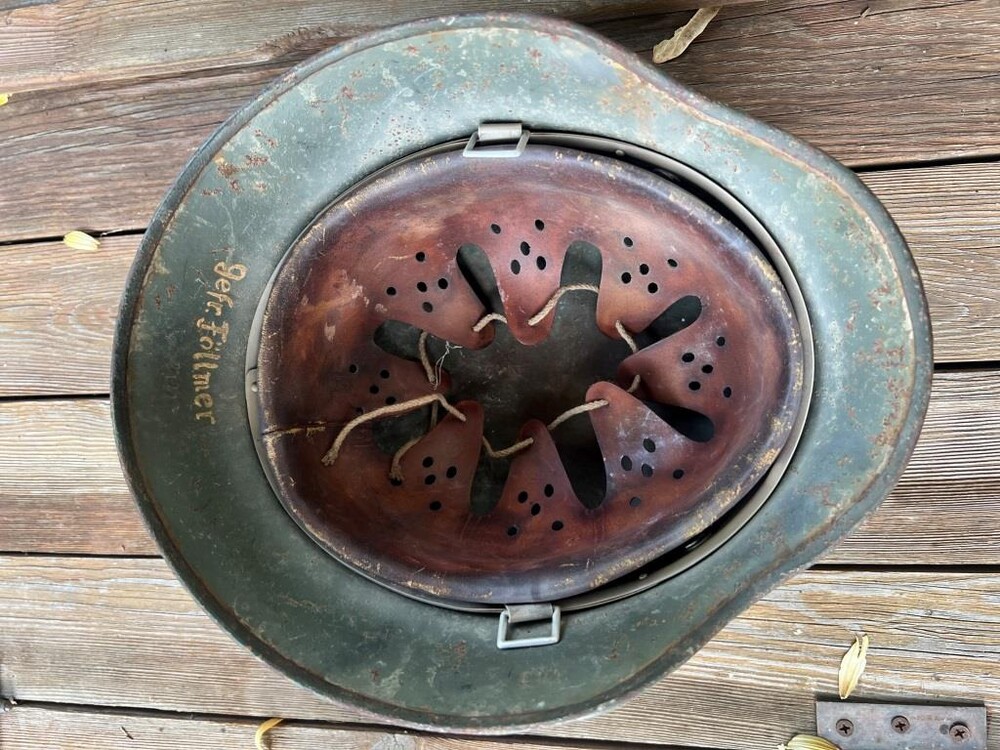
[652,7,721,64]
[62,230,101,252]
[838,633,869,699]
[254,717,284,750]
[0,93,9,107]
[779,735,842,750]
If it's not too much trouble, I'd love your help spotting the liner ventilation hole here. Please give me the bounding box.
[534,219,545,231]
[621,455,633,471]
[629,496,641,508]
[667,258,678,268]
[417,281,428,292]
[623,236,634,248]
[429,501,442,511]
[422,456,434,468]
[446,466,458,479]
[520,241,531,256]
[369,385,380,395]
[701,364,713,374]
[415,251,426,262]
[544,483,554,498]
[682,353,695,363]
[384,396,396,405]
[639,263,650,275]
[511,259,521,275]
[379,369,390,379]
[536,256,547,271]
[647,282,659,294]
[491,223,502,234]
[348,363,359,373]
[507,525,518,537]
[643,438,656,452]
[688,381,701,391]
[551,520,564,531]
[517,491,528,504]
[673,469,685,480]
[723,386,733,398]
[422,301,434,313]
[621,272,632,284]
[424,474,436,486]
[717,336,727,346]
[641,464,653,478]
[530,503,541,516]
[437,278,449,289]
[386,286,396,296]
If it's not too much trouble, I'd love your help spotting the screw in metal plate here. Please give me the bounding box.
[835,719,855,737]
[950,723,970,742]
[891,716,911,734]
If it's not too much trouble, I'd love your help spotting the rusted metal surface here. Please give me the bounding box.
[816,701,987,750]
[254,146,802,604]
[112,13,931,731]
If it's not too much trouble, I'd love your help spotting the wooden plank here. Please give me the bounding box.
[0,369,997,564]
[2,557,999,749]
[0,0,756,92]
[0,65,280,244]
[0,399,148,556]
[606,0,1000,167]
[0,236,136,397]
[0,0,904,95]
[824,369,1000,565]
[1,3,998,245]
[0,705,642,750]
[0,164,996,401]
[860,163,1000,361]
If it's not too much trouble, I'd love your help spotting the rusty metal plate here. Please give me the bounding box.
[816,701,987,750]
[252,145,802,604]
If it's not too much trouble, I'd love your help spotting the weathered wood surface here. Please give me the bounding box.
[0,705,641,750]
[0,0,754,92]
[1,1,999,747]
[1,371,997,563]
[860,162,1000,362]
[2,557,999,750]
[0,164,995,401]
[1,1,998,244]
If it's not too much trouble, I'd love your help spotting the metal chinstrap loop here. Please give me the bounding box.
[496,604,562,649]
[463,122,530,158]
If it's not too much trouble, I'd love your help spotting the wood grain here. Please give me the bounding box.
[0,399,148,556]
[823,369,1000,565]
[0,705,645,750]
[1,2,998,245]
[1,370,997,564]
[0,164,996,401]
[860,162,1000,359]
[0,0,756,92]
[0,236,135,397]
[2,557,999,749]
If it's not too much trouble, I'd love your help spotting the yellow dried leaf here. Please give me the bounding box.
[838,633,869,699]
[62,230,100,252]
[778,735,842,750]
[254,717,284,750]
[0,93,9,107]
[652,7,721,64]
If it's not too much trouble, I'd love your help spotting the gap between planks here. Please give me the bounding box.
[1,558,999,749]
